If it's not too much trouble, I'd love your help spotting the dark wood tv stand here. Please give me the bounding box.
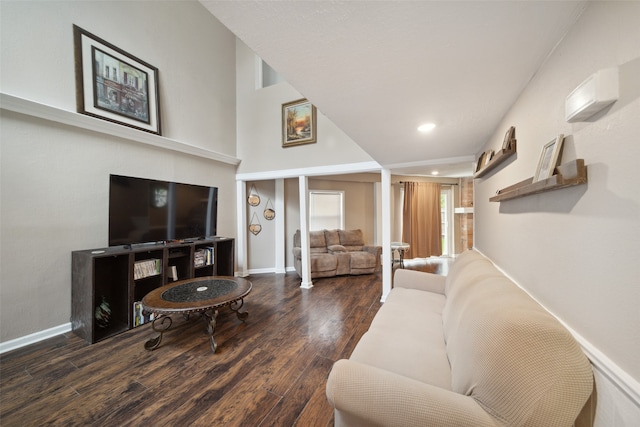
[71,237,234,344]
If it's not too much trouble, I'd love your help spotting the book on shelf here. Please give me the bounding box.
[194,247,214,268]
[133,301,155,327]
[133,258,161,280]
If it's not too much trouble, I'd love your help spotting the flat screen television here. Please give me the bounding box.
[109,174,218,246]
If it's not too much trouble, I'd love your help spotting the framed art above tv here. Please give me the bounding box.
[73,25,161,135]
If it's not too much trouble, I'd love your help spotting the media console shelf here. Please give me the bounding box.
[490,159,587,202]
[474,141,517,179]
[72,237,234,344]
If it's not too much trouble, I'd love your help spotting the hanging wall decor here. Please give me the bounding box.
[247,184,261,206]
[249,212,262,235]
[263,198,275,220]
[73,25,161,135]
[282,98,317,147]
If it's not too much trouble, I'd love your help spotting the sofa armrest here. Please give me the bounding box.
[393,268,446,294]
[363,245,381,255]
[326,359,496,427]
[292,247,302,259]
[363,245,382,271]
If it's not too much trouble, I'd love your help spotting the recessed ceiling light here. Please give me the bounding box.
[431,170,439,176]
[418,123,436,133]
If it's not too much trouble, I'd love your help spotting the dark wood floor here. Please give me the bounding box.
[0,258,449,427]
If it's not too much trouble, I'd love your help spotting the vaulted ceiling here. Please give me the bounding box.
[201,1,587,177]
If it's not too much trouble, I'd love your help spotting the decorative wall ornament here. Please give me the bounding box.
[247,184,260,206]
[263,198,275,220]
[249,212,262,235]
[94,296,112,328]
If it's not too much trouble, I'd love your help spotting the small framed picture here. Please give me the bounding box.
[533,134,564,182]
[282,98,317,147]
[484,149,494,167]
[475,151,486,172]
[502,126,515,150]
[73,25,161,135]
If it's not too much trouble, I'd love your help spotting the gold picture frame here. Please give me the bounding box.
[282,98,317,147]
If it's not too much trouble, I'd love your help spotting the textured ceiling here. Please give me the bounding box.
[201,1,587,177]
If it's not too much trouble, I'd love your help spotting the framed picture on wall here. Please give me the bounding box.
[282,98,317,147]
[73,25,161,135]
[533,134,564,182]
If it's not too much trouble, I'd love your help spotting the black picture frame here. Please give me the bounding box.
[73,25,161,135]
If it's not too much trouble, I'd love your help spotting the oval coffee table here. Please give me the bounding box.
[141,276,252,353]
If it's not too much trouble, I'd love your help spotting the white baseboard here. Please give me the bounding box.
[247,267,280,275]
[0,323,72,354]
[246,266,296,275]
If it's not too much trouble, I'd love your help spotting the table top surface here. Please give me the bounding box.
[391,242,410,248]
[142,276,252,314]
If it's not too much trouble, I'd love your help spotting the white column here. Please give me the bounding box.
[235,180,249,277]
[298,176,313,288]
[274,178,286,274]
[381,168,392,301]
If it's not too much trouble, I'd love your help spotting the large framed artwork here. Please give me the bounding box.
[73,25,161,135]
[533,134,564,182]
[282,98,317,147]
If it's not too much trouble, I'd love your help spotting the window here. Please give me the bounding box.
[256,56,285,89]
[309,191,344,231]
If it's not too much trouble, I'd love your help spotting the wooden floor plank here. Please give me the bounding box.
[259,354,335,427]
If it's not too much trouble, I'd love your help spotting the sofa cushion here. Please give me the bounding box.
[442,255,503,343]
[350,287,451,389]
[338,229,365,251]
[309,230,328,253]
[349,251,376,270]
[310,253,337,272]
[324,229,341,246]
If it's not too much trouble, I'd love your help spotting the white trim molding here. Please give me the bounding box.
[0,323,72,354]
[1,92,240,165]
[236,161,381,181]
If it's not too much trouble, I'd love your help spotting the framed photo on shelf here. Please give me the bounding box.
[483,149,494,167]
[502,126,515,150]
[282,98,317,147]
[475,151,486,173]
[73,25,161,135]
[533,134,564,182]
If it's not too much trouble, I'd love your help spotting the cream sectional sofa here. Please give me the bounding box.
[292,229,381,279]
[326,249,593,427]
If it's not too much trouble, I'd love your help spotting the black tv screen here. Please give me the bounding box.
[109,175,218,246]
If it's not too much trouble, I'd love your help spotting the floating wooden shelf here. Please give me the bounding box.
[490,159,587,202]
[474,141,517,178]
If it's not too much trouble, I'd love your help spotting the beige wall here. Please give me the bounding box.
[0,1,238,343]
[474,2,640,422]
[235,40,376,175]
